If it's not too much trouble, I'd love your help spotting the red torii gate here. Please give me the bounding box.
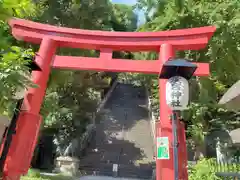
[3,18,215,180]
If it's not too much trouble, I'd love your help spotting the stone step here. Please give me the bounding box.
[79,83,154,179]
[79,163,153,179]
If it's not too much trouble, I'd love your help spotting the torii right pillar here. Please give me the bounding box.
[157,44,175,180]
[156,42,213,180]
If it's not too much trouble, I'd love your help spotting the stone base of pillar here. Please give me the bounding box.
[55,156,80,176]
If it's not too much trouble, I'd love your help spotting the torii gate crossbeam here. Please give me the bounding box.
[2,18,215,180]
[52,56,209,75]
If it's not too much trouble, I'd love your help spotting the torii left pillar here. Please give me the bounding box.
[2,37,56,180]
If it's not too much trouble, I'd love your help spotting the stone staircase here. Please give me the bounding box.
[79,82,155,179]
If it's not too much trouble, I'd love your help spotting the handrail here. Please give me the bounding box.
[95,78,118,115]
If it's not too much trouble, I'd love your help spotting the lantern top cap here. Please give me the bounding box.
[165,58,197,68]
[159,58,197,80]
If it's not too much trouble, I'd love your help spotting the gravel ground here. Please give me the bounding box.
[78,176,144,180]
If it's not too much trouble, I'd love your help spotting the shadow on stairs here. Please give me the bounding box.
[79,83,155,180]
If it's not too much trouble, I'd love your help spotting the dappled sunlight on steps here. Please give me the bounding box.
[79,83,155,179]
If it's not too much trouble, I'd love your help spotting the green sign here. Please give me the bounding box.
[157,137,170,159]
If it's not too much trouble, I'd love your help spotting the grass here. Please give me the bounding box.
[20,169,74,180]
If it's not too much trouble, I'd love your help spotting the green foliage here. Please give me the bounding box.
[25,169,41,178]
[21,169,73,180]
[134,0,162,22]
[37,0,112,30]
[189,158,220,180]
[111,3,138,31]
[0,0,36,20]
[136,0,240,156]
[0,47,35,116]
[189,158,240,180]
[41,71,102,152]
[0,0,38,117]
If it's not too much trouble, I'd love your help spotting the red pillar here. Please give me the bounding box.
[27,37,57,114]
[178,121,188,180]
[156,44,175,180]
[3,37,56,180]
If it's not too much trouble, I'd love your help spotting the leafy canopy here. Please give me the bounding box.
[135,0,240,151]
[0,0,37,117]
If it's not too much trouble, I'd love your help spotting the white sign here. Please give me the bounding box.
[166,76,189,110]
[157,137,170,159]
[112,164,118,172]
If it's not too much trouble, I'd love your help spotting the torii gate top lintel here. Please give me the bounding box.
[9,18,216,51]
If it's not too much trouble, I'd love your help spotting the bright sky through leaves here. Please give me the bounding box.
[111,0,145,26]
[112,0,137,4]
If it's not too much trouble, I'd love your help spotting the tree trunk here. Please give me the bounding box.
[194,144,205,161]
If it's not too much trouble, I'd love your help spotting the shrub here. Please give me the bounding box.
[25,169,41,178]
[189,158,220,180]
[21,169,73,180]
